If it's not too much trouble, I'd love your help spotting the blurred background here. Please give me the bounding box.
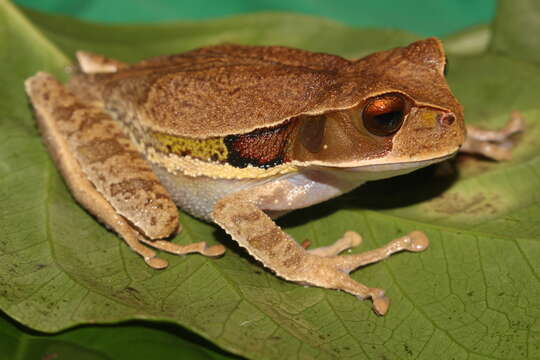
[14,0,496,37]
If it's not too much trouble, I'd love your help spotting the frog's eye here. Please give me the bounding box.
[362,93,409,137]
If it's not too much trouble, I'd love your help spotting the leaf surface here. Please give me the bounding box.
[1,1,539,359]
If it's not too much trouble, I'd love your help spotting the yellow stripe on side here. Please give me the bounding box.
[153,132,228,162]
[146,147,298,179]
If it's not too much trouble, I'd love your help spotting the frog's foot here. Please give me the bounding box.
[323,231,429,273]
[300,231,428,315]
[300,256,391,315]
[102,223,224,270]
[213,196,429,315]
[96,224,224,270]
[303,231,363,257]
[462,112,524,160]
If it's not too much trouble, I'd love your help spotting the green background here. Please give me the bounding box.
[14,0,496,36]
[5,1,502,359]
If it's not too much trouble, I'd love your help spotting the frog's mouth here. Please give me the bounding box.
[308,150,459,183]
[343,150,458,172]
[296,144,459,168]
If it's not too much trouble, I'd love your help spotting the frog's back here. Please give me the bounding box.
[69,44,362,139]
[69,40,455,142]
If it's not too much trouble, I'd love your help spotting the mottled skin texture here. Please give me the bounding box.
[25,73,225,269]
[25,38,522,314]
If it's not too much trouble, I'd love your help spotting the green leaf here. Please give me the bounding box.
[0,312,236,360]
[1,1,539,360]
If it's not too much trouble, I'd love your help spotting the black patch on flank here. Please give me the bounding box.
[224,134,285,169]
[224,122,293,169]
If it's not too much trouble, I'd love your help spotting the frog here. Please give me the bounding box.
[24,38,522,315]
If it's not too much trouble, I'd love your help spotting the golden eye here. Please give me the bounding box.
[362,93,408,136]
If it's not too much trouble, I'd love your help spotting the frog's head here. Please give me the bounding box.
[290,38,465,176]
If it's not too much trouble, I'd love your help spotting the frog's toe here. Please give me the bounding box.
[298,257,391,315]
[201,244,226,257]
[404,231,429,252]
[371,293,390,316]
[307,231,363,257]
[506,111,525,135]
[144,256,169,269]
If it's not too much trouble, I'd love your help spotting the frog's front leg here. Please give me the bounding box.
[25,72,224,268]
[212,190,428,315]
[462,112,524,160]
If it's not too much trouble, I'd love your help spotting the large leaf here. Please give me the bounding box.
[0,312,234,360]
[1,0,539,359]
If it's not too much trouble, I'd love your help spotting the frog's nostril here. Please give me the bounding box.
[438,112,455,127]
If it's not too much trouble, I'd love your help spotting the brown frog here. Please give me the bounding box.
[25,38,522,315]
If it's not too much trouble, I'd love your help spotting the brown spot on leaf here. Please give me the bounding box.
[431,193,499,216]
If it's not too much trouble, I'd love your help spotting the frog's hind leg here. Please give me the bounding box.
[213,196,428,315]
[461,112,524,160]
[25,72,224,269]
